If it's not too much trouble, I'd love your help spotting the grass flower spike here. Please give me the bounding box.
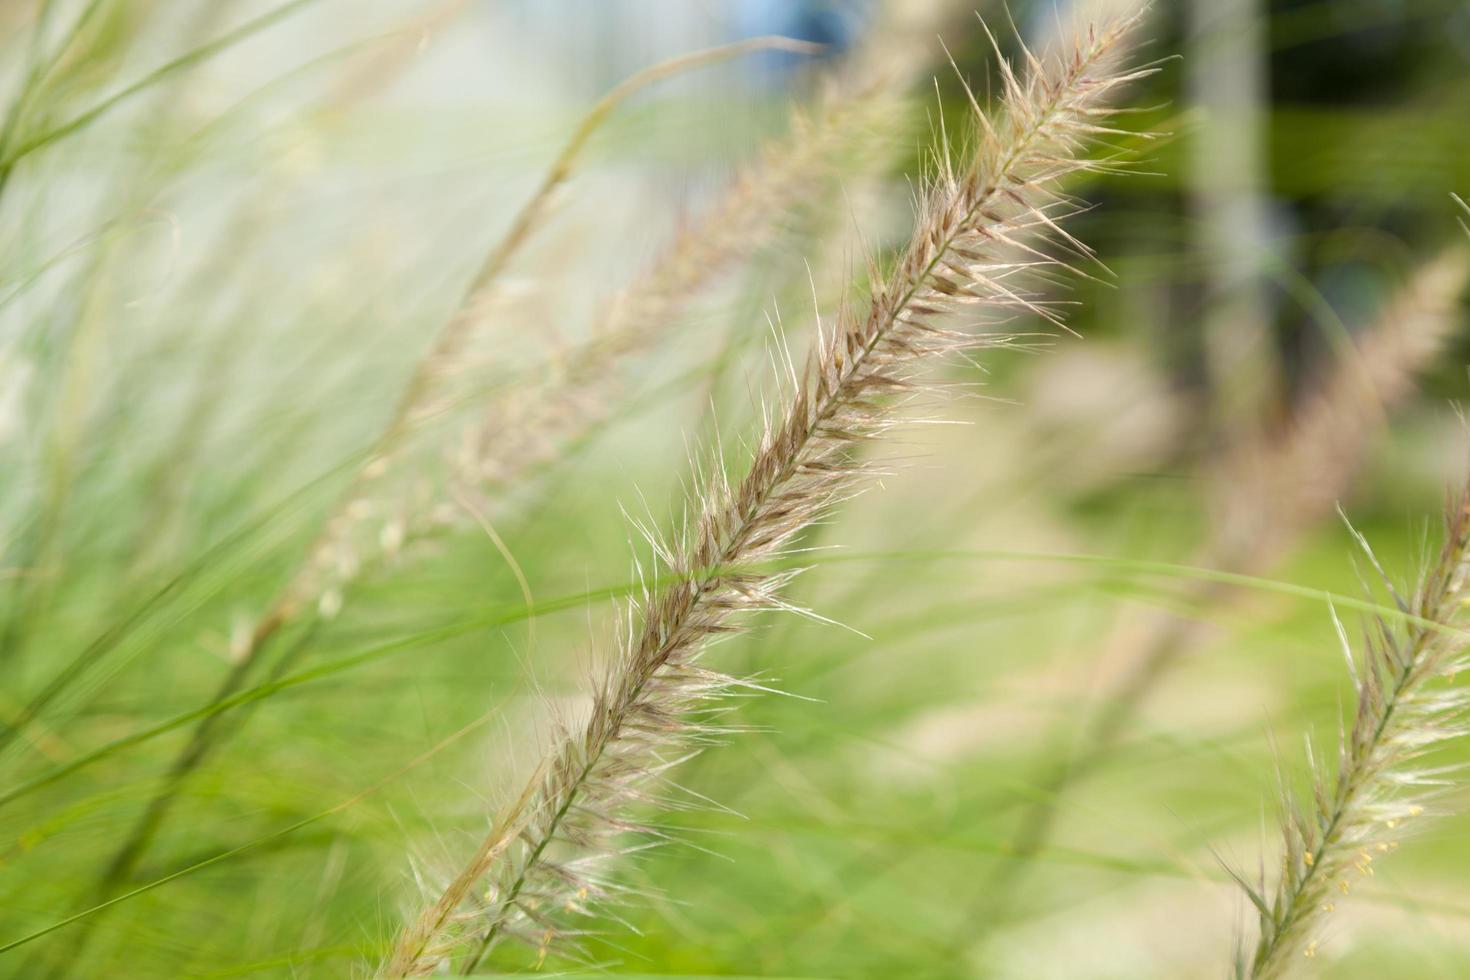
[384,11,1153,974]
[1239,469,1470,977]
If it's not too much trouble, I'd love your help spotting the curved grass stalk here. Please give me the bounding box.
[240,33,821,657]
[64,31,812,947]
[0,0,326,198]
[383,13,1152,974]
[442,2,952,516]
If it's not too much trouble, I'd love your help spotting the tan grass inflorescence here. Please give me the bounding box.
[383,11,1153,975]
[1237,466,1470,977]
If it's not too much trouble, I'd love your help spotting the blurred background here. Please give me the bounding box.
[1,0,1469,977]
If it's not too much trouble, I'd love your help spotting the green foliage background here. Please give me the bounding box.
[1,1,1468,977]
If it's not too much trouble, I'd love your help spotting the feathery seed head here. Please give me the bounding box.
[1237,466,1470,978]
[383,10,1152,975]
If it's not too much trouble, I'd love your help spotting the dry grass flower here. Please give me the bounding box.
[1236,465,1470,977]
[383,12,1153,974]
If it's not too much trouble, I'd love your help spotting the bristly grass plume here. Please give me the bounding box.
[1235,464,1470,977]
[383,11,1154,975]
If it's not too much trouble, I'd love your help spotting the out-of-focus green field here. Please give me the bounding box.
[1,1,1469,977]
